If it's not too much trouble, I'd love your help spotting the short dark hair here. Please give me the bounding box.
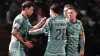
[50,3,61,14]
[67,5,77,12]
[21,1,36,10]
[64,4,71,8]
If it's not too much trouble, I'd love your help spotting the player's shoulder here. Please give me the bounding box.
[47,17,53,21]
[14,14,24,22]
[45,17,53,23]
[48,16,56,21]
[77,19,82,24]
[58,15,65,19]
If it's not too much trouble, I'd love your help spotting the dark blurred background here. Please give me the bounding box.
[0,0,100,56]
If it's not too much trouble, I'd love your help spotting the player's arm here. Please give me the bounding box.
[29,17,47,30]
[12,19,33,48]
[11,28,33,48]
[80,22,85,44]
[82,32,85,44]
[79,25,85,56]
[79,29,85,56]
[29,18,51,35]
[29,28,45,35]
[79,34,84,56]
[11,28,25,44]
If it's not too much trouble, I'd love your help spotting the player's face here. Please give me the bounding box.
[49,9,53,16]
[27,6,34,16]
[63,7,70,18]
[67,9,77,20]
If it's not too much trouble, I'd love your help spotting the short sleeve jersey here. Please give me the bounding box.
[9,14,32,50]
[66,19,84,55]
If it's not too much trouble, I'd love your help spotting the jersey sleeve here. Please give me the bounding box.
[80,21,84,35]
[28,18,51,35]
[13,18,23,31]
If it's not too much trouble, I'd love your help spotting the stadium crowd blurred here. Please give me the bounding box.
[0,0,100,56]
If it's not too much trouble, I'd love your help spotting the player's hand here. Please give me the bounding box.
[24,41,33,48]
[41,17,47,24]
[80,50,84,56]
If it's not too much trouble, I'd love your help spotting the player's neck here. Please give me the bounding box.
[21,11,28,18]
[52,13,58,17]
[71,18,76,23]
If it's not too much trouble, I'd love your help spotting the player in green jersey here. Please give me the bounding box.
[63,4,85,43]
[28,3,67,56]
[63,4,85,56]
[9,1,47,56]
[65,5,85,56]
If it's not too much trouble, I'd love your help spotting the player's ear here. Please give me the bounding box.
[75,10,77,16]
[25,7,28,11]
